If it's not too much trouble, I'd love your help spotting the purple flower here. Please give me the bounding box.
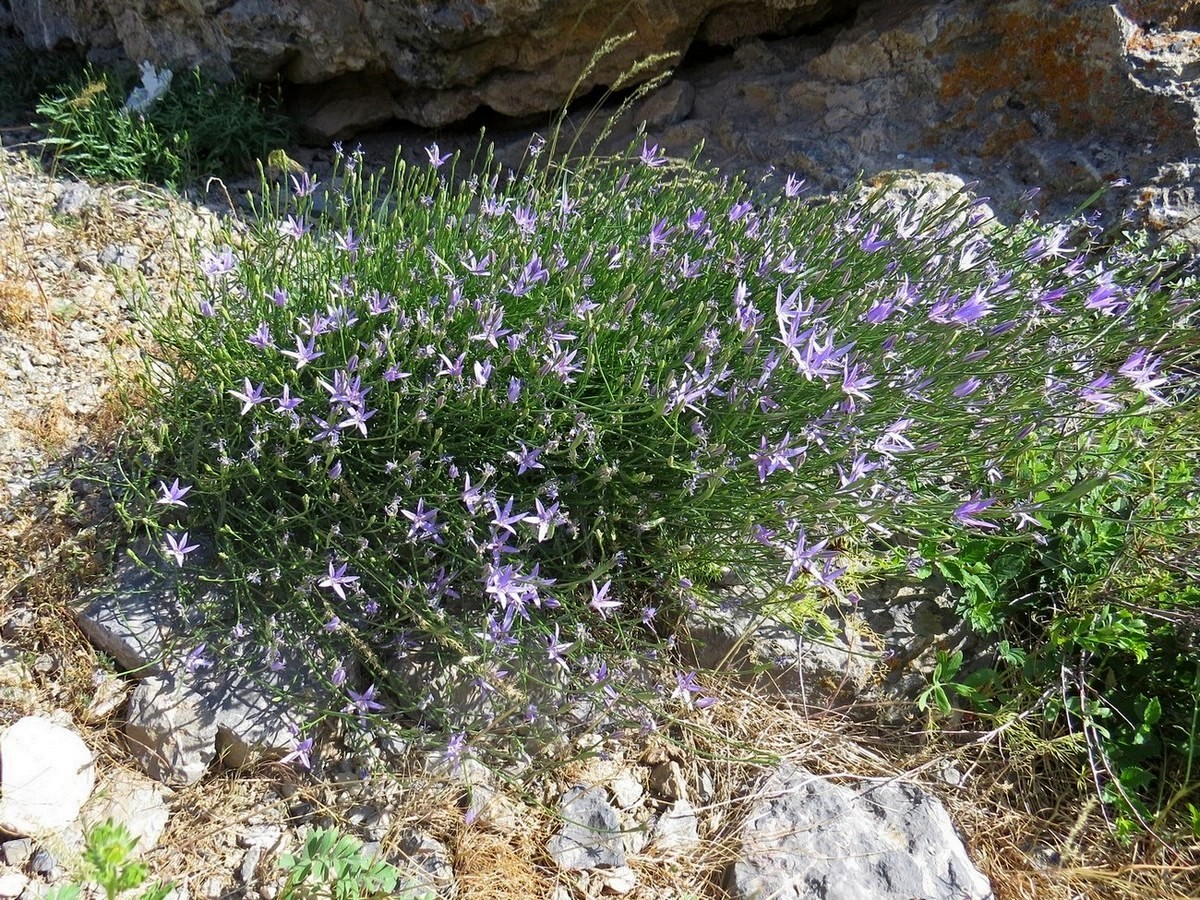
[1119,348,1169,403]
[278,215,310,240]
[1080,373,1121,412]
[164,531,199,567]
[470,308,511,348]
[784,527,829,585]
[508,442,544,474]
[275,383,303,414]
[545,625,574,669]
[472,359,493,387]
[954,497,1000,530]
[183,643,212,674]
[507,377,522,404]
[344,684,385,721]
[541,343,583,384]
[638,141,668,167]
[156,478,192,508]
[319,559,360,600]
[461,473,486,515]
[522,498,562,542]
[952,289,993,325]
[751,523,775,546]
[784,173,806,198]
[647,217,676,253]
[753,432,806,483]
[402,499,443,543]
[280,736,314,770]
[840,361,877,408]
[672,670,717,710]
[247,322,274,351]
[461,250,493,276]
[437,352,466,379]
[589,579,622,618]
[1024,223,1070,262]
[859,223,889,253]
[320,369,372,408]
[290,171,319,197]
[228,379,267,415]
[425,142,452,168]
[1085,271,1125,315]
[337,405,377,436]
[952,377,982,399]
[200,247,236,280]
[335,228,360,256]
[280,334,324,370]
[490,496,528,537]
[444,731,467,773]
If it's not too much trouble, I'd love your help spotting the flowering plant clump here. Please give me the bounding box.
[120,136,1197,759]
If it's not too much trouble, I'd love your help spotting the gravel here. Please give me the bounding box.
[0,149,222,507]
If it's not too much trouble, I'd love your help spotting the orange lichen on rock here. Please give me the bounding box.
[937,6,1123,140]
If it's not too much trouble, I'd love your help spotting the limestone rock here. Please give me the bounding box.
[648,761,688,802]
[81,671,130,724]
[79,544,322,768]
[607,774,643,810]
[395,830,457,899]
[7,1,852,130]
[0,717,95,837]
[0,871,27,900]
[547,787,626,871]
[730,765,993,900]
[687,594,880,709]
[80,769,170,854]
[635,80,696,129]
[124,676,218,786]
[652,800,700,854]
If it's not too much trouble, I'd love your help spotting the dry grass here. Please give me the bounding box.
[0,276,38,328]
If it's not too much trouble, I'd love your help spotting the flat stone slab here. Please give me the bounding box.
[77,541,329,772]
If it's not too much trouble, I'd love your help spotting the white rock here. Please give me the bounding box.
[0,871,28,899]
[80,770,170,854]
[0,717,95,836]
[652,799,700,853]
[81,672,130,724]
[601,865,637,894]
[608,774,643,809]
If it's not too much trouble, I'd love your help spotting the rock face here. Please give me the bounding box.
[731,765,993,900]
[3,0,854,130]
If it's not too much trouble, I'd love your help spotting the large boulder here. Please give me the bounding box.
[4,0,856,131]
[731,764,993,900]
